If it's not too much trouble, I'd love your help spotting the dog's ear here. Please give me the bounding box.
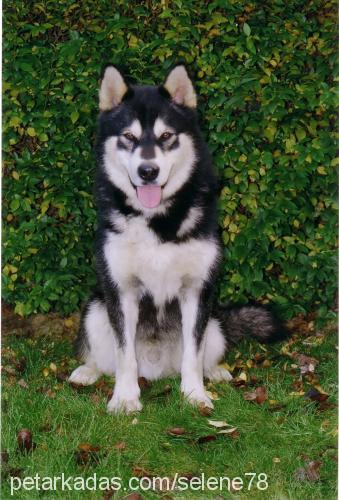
[99,65,128,111]
[163,65,197,108]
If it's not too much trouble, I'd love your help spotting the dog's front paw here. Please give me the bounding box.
[181,386,214,409]
[107,392,142,415]
[68,365,100,386]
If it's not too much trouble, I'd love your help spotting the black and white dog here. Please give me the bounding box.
[69,65,285,414]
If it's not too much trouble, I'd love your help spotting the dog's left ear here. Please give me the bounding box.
[163,65,197,108]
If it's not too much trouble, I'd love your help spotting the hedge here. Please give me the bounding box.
[3,0,337,322]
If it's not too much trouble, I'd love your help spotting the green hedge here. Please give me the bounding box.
[3,0,337,321]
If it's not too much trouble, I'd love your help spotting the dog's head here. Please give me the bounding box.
[98,65,200,213]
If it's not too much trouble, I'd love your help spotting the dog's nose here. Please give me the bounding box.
[137,163,159,182]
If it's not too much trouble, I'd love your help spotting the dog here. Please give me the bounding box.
[69,65,286,414]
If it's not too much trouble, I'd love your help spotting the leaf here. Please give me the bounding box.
[27,127,36,137]
[70,111,79,124]
[304,387,329,403]
[294,461,322,482]
[217,427,238,434]
[243,23,251,36]
[17,429,35,454]
[75,443,101,466]
[17,378,28,389]
[197,434,217,444]
[293,353,319,375]
[198,403,213,416]
[166,427,187,436]
[207,420,230,428]
[206,390,220,400]
[244,386,268,404]
[113,441,126,451]
[138,377,151,389]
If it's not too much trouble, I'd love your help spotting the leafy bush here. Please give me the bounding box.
[3,0,337,321]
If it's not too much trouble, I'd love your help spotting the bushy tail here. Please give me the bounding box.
[215,303,288,346]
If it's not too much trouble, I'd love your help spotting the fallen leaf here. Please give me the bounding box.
[75,443,101,466]
[7,468,24,479]
[102,486,116,499]
[113,442,126,451]
[304,388,329,403]
[206,390,220,401]
[238,371,247,381]
[138,377,151,390]
[49,362,57,373]
[14,357,27,374]
[197,434,217,444]
[217,427,238,434]
[1,450,9,463]
[207,420,230,428]
[293,354,319,375]
[167,427,187,436]
[244,386,268,404]
[198,403,213,416]
[17,429,36,453]
[17,379,28,389]
[294,460,322,482]
[132,466,154,478]
[268,403,287,412]
[90,393,101,405]
[56,371,69,382]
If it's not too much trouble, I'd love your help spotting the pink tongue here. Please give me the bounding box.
[137,185,162,208]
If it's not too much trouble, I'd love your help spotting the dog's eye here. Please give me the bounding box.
[160,131,173,141]
[123,132,137,142]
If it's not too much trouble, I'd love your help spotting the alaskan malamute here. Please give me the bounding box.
[69,65,286,413]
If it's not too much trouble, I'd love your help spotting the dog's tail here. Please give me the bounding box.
[215,302,288,346]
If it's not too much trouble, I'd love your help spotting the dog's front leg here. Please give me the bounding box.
[106,290,141,414]
[180,289,213,409]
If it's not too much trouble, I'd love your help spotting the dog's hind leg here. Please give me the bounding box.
[69,297,116,385]
[203,318,232,382]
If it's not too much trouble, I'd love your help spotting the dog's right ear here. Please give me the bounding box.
[99,65,128,111]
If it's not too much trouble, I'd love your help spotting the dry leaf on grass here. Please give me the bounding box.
[132,466,154,478]
[1,450,9,463]
[207,420,231,428]
[198,403,213,416]
[196,434,217,444]
[17,378,28,389]
[138,377,151,390]
[113,442,126,451]
[17,429,36,454]
[294,460,322,482]
[243,386,268,404]
[75,443,102,466]
[166,427,187,436]
[292,353,319,376]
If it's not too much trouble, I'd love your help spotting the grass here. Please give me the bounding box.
[1,319,337,499]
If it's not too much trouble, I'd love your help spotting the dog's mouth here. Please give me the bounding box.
[136,185,162,209]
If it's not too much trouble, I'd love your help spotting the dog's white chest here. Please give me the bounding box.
[104,216,218,304]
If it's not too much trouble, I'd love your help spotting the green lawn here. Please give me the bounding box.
[1,317,337,499]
